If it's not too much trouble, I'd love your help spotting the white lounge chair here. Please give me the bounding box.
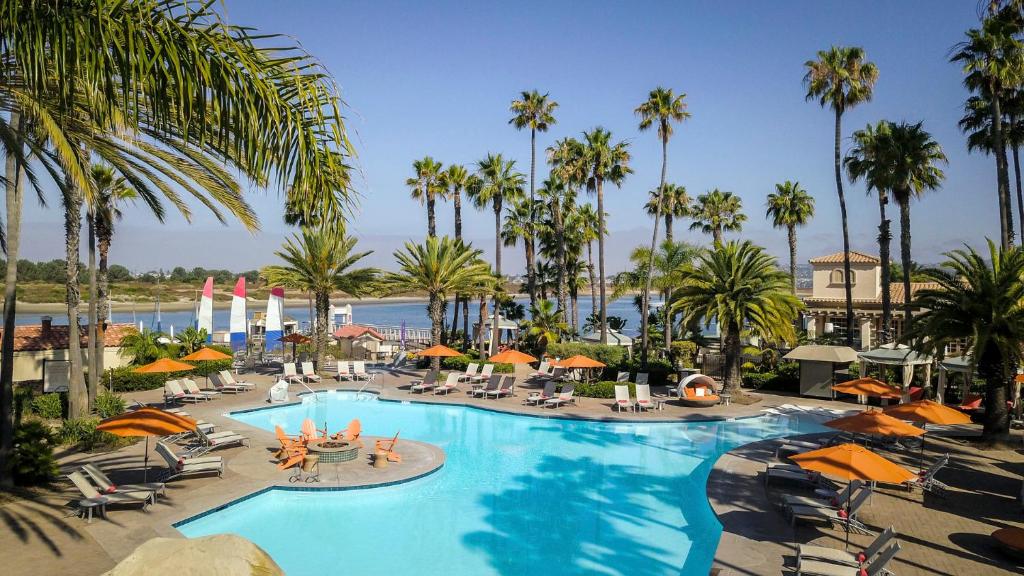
[781,480,863,510]
[458,363,480,383]
[218,370,256,390]
[81,463,166,499]
[182,378,219,399]
[614,385,633,412]
[615,371,630,382]
[410,371,439,393]
[301,362,322,383]
[435,373,461,395]
[530,361,550,379]
[796,542,900,576]
[764,463,834,489]
[797,526,895,570]
[68,471,153,509]
[165,380,207,404]
[352,360,371,381]
[788,489,873,535]
[186,426,249,456]
[907,453,949,494]
[635,384,653,412]
[336,361,353,381]
[486,376,515,399]
[635,372,649,386]
[471,364,494,384]
[155,442,223,481]
[545,383,575,408]
[526,381,557,406]
[282,362,304,383]
[471,374,501,398]
[210,372,248,394]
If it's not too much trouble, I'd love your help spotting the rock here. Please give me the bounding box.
[103,534,283,576]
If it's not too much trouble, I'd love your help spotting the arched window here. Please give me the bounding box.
[848,270,857,285]
[829,269,844,284]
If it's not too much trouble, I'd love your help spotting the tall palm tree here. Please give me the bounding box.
[674,241,801,394]
[509,90,558,311]
[469,153,524,354]
[903,241,1024,441]
[547,137,587,323]
[536,175,573,323]
[581,127,632,344]
[961,90,1024,243]
[804,45,879,347]
[635,87,690,364]
[441,164,478,345]
[765,181,815,294]
[383,237,494,370]
[501,196,538,300]
[646,184,690,242]
[951,8,1023,249]
[689,189,746,244]
[407,156,445,238]
[261,226,379,364]
[570,202,602,320]
[846,121,896,339]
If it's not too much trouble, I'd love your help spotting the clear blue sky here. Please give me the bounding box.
[19,0,997,273]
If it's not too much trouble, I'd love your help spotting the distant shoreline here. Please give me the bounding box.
[11,296,436,315]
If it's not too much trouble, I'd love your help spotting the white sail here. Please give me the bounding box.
[265,286,284,351]
[197,276,214,341]
[229,277,247,351]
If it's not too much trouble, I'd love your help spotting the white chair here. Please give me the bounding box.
[282,363,304,384]
[616,372,630,382]
[530,361,550,378]
[614,385,633,412]
[435,373,460,395]
[635,372,649,386]
[635,384,653,412]
[471,364,494,384]
[336,360,353,381]
[219,370,255,390]
[301,362,321,383]
[458,363,480,383]
[352,360,371,381]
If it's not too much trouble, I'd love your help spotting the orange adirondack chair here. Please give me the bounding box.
[300,418,328,444]
[333,419,363,447]
[375,431,402,463]
[274,425,303,459]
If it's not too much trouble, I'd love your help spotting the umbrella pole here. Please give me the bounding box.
[144,436,149,483]
[844,489,851,550]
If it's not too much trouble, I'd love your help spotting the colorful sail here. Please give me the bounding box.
[198,276,214,341]
[229,277,247,351]
[265,286,285,351]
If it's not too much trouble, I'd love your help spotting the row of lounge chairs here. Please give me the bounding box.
[163,372,255,404]
[283,361,323,384]
[525,381,575,408]
[613,384,656,412]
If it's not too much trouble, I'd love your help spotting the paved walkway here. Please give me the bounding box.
[3,363,1021,575]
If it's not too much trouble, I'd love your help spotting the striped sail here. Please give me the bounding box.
[229,277,247,351]
[198,276,214,341]
[265,286,285,351]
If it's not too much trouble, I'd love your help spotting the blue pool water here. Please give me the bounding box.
[176,393,823,575]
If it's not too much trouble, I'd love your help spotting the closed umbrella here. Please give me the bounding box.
[97,407,197,481]
[181,347,232,389]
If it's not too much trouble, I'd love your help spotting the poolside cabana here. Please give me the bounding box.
[782,345,858,399]
[936,355,974,406]
[857,344,934,396]
[580,329,633,351]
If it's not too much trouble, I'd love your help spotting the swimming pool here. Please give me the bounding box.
[176,392,824,575]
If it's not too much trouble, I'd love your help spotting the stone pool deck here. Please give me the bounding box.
[3,363,1022,575]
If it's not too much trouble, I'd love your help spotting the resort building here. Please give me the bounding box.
[0,317,135,388]
[800,251,939,350]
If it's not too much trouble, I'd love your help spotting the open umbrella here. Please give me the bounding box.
[825,409,926,438]
[832,377,902,400]
[790,443,916,548]
[418,344,462,357]
[97,407,197,481]
[133,357,196,373]
[555,355,606,383]
[489,349,538,364]
[181,347,232,389]
[884,400,972,470]
[278,332,311,361]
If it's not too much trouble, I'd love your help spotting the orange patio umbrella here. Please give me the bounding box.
[97,407,197,481]
[181,347,233,389]
[883,400,972,426]
[825,409,926,438]
[832,377,902,399]
[555,355,606,369]
[489,349,538,364]
[133,357,195,373]
[417,344,462,357]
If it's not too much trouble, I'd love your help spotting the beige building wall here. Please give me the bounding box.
[810,262,880,300]
[11,347,129,383]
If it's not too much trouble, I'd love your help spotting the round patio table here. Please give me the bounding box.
[307,441,359,463]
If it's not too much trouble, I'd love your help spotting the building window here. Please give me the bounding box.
[849,270,857,285]
[829,269,844,284]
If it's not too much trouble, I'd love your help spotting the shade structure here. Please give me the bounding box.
[181,347,232,362]
[133,357,195,373]
[489,349,538,364]
[832,377,902,398]
[789,443,917,484]
[883,400,972,426]
[555,355,606,369]
[417,344,462,357]
[278,333,311,344]
[97,407,197,481]
[825,410,926,437]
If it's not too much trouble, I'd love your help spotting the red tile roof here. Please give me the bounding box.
[802,283,941,306]
[0,323,137,353]
[333,324,385,340]
[808,251,881,265]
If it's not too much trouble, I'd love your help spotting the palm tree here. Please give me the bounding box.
[581,128,632,344]
[509,90,558,310]
[805,45,879,347]
[674,241,801,394]
[501,197,538,301]
[570,202,602,320]
[635,87,690,364]
[546,137,587,323]
[407,157,445,238]
[469,153,524,354]
[383,237,494,370]
[118,328,167,366]
[525,299,567,355]
[261,226,379,364]
[846,122,896,338]
[689,189,746,244]
[765,181,815,294]
[903,241,1024,441]
[441,164,478,346]
[175,327,208,356]
[646,184,690,242]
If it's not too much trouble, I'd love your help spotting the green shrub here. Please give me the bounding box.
[743,361,799,391]
[95,390,126,419]
[574,380,636,399]
[31,393,63,419]
[9,420,58,486]
[189,358,232,377]
[616,358,675,385]
[742,371,776,389]
[669,341,698,368]
[106,365,187,392]
[13,386,34,426]
[546,343,629,371]
[415,353,514,373]
[741,361,757,371]
[57,417,120,451]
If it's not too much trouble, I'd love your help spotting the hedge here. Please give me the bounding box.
[742,361,799,392]
[573,381,636,399]
[105,354,232,392]
[669,341,698,368]
[414,354,513,373]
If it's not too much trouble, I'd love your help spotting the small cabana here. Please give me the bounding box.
[782,345,859,399]
[857,344,934,394]
[581,329,634,350]
[936,355,973,406]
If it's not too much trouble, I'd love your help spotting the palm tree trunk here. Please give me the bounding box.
[978,343,1011,441]
[570,286,579,334]
[478,295,487,357]
[315,291,330,366]
[898,196,913,325]
[462,297,470,349]
[555,201,568,325]
[86,209,99,408]
[992,88,1014,249]
[1013,139,1024,247]
[527,129,537,312]
[491,200,503,355]
[641,134,669,366]
[877,195,892,342]
[597,179,608,345]
[712,228,722,245]
[665,214,673,242]
[663,288,672,352]
[449,192,464,346]
[1,110,25,488]
[834,109,855,348]
[448,295,460,345]
[428,293,442,371]
[454,191,462,239]
[97,227,111,387]
[587,241,597,318]
[787,226,798,294]
[723,321,743,395]
[64,174,88,418]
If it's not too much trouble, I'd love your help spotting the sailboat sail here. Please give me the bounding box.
[265,287,284,351]
[229,277,247,351]
[198,276,214,340]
